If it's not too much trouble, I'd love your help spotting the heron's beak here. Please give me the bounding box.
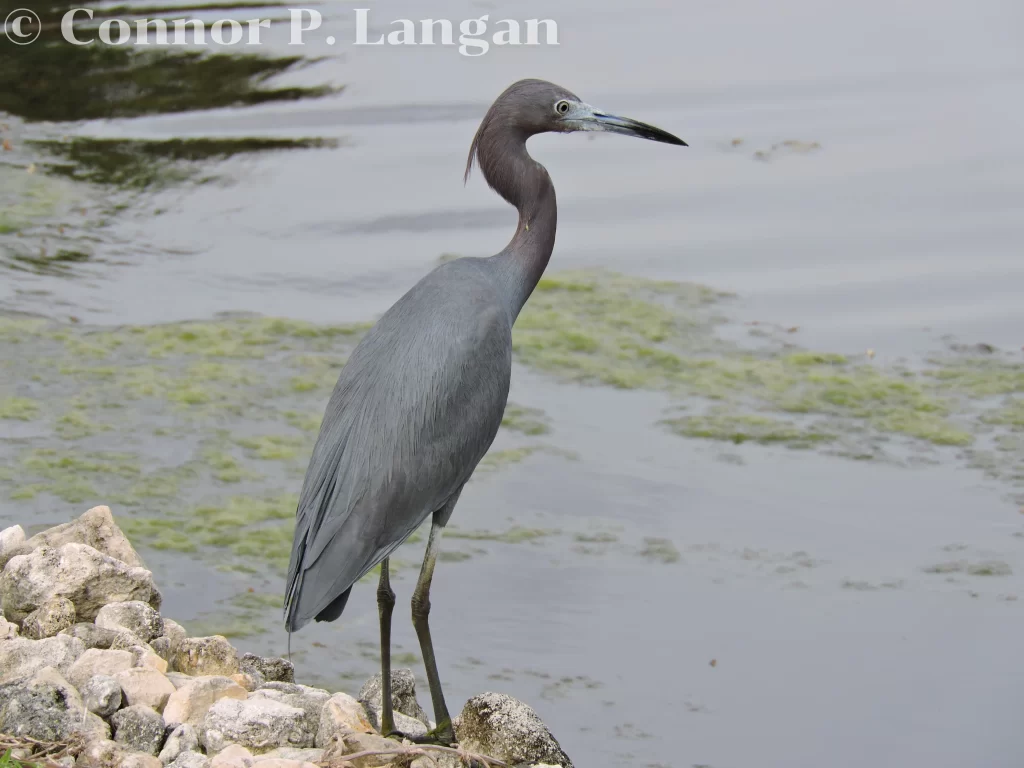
[573,105,687,146]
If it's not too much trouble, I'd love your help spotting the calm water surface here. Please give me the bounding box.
[2,1,1024,766]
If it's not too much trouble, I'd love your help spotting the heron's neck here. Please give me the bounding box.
[484,136,557,320]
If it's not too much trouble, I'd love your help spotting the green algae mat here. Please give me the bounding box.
[2,269,1022,635]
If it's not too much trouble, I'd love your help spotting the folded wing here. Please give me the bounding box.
[284,262,511,631]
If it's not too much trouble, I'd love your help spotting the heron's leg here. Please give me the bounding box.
[376,557,398,737]
[410,513,455,745]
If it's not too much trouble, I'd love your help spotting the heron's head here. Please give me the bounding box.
[485,78,687,145]
[466,79,685,183]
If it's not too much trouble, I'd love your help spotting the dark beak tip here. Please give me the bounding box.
[658,134,687,147]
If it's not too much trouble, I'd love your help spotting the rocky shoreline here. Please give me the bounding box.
[0,506,572,768]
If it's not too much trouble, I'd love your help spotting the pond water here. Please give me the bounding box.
[2,1,1023,767]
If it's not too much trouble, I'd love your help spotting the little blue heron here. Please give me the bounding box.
[284,78,685,744]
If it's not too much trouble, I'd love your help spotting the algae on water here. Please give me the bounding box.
[0,396,40,421]
[662,410,834,448]
[0,168,76,235]
[501,403,551,435]
[0,309,561,638]
[445,526,556,544]
[638,537,681,564]
[2,268,1022,640]
[514,270,1022,487]
[2,269,1022,524]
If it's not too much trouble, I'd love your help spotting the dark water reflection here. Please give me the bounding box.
[0,0,336,122]
[32,136,339,190]
[0,0,338,276]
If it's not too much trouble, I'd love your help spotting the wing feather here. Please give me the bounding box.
[284,261,511,631]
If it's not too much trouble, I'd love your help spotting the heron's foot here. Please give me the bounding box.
[407,721,456,747]
[382,726,452,746]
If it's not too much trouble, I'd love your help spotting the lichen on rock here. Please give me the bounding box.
[20,596,77,639]
[111,704,167,755]
[95,599,164,642]
[0,505,144,570]
[0,542,158,623]
[455,692,574,768]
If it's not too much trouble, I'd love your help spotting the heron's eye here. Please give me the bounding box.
[554,100,571,116]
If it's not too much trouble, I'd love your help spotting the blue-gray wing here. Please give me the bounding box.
[284,261,511,631]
